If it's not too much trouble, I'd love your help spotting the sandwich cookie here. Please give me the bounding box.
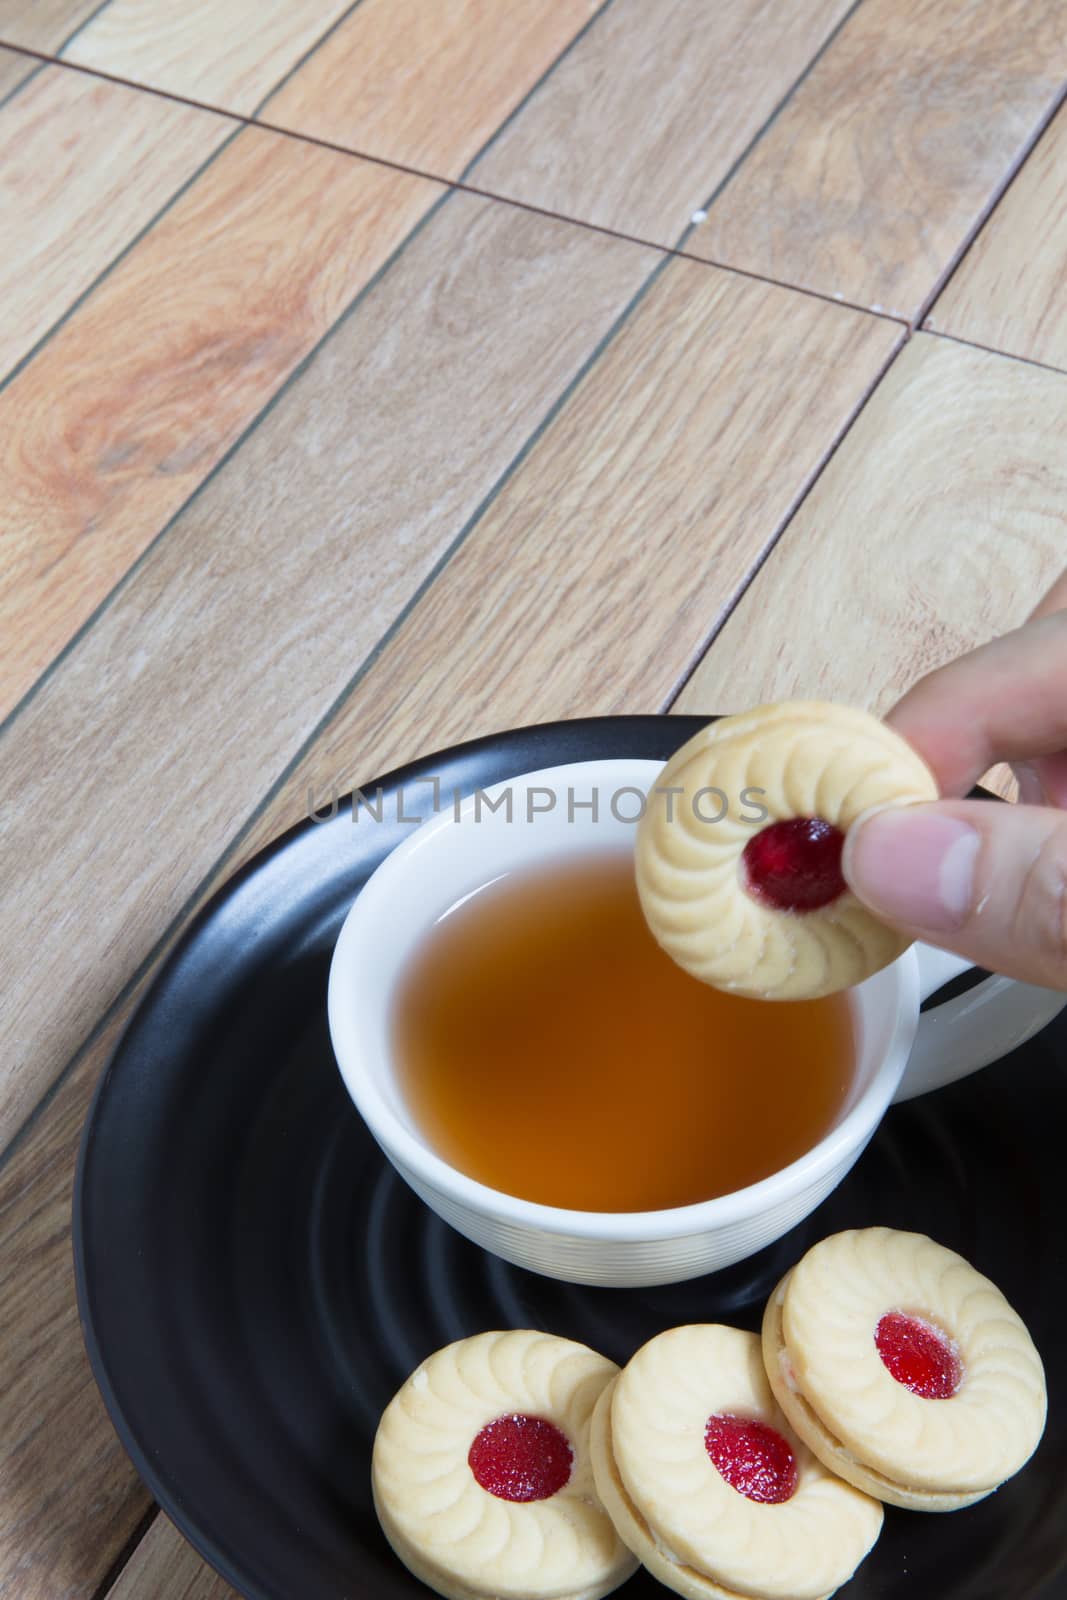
[589,1324,882,1599]
[763,1228,1047,1510]
[635,702,938,999]
[372,1329,638,1600]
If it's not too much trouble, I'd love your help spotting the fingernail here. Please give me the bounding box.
[844,809,980,931]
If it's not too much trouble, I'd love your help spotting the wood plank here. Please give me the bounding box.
[0,132,438,723]
[0,43,37,101]
[690,0,1067,320]
[107,1519,239,1599]
[675,335,1067,718]
[62,0,355,114]
[0,1000,152,1600]
[0,0,102,52]
[263,0,598,180]
[220,269,900,867]
[0,66,229,380]
[469,0,853,246]
[0,196,658,1155]
[927,104,1067,372]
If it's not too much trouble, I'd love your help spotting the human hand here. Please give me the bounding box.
[842,571,1067,988]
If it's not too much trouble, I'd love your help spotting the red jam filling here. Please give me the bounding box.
[742,817,846,912]
[704,1413,798,1504]
[468,1414,573,1502]
[875,1312,962,1399]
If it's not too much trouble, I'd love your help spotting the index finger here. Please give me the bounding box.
[885,609,1067,795]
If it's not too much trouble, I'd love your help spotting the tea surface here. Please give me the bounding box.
[392,852,854,1211]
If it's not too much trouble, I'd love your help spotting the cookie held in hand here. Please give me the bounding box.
[763,1228,1047,1510]
[589,1324,883,1600]
[635,701,938,999]
[372,1330,638,1600]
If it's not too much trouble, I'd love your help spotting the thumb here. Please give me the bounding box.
[842,800,1067,989]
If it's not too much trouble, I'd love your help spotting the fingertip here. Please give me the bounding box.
[844,807,980,933]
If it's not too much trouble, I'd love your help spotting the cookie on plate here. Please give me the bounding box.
[635,701,938,1000]
[372,1329,638,1600]
[763,1228,1047,1510]
[589,1324,882,1600]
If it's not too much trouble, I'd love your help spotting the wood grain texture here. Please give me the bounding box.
[0,43,37,102]
[0,132,438,722]
[0,196,657,1155]
[0,66,228,380]
[675,335,1067,718]
[0,1000,151,1600]
[0,0,101,51]
[469,0,853,245]
[107,1519,239,1600]
[62,0,353,114]
[690,0,1067,319]
[927,105,1067,372]
[223,269,899,864]
[264,0,598,179]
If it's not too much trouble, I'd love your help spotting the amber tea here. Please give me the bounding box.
[391,851,855,1212]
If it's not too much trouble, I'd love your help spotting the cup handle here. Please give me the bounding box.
[892,943,1067,1103]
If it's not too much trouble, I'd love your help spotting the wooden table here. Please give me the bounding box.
[2,1,1066,1594]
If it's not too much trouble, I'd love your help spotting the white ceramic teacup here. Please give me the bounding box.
[327,758,1066,1287]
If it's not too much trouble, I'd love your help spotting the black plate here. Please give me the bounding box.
[74,717,1067,1600]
